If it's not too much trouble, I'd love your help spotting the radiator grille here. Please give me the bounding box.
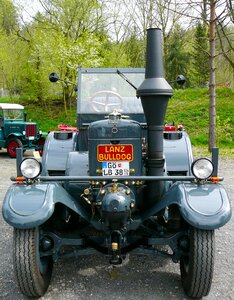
[26,124,37,137]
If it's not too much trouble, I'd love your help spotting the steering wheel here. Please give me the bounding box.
[13,112,23,120]
[90,90,123,112]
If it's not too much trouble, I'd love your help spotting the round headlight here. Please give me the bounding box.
[20,158,42,179]
[191,158,214,180]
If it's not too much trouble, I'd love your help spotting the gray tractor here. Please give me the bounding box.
[2,28,231,298]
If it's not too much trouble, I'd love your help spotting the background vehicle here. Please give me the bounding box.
[0,103,45,157]
[2,28,231,298]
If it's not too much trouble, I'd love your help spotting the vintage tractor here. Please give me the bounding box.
[2,28,231,298]
[0,103,45,157]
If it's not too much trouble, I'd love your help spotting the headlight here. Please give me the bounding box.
[20,158,42,179]
[191,158,214,180]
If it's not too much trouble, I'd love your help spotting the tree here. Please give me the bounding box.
[216,19,234,82]
[13,0,106,112]
[165,25,190,84]
[216,23,234,86]
[0,0,23,96]
[124,32,145,67]
[0,0,18,34]
[208,0,216,151]
[169,0,233,151]
[193,22,209,86]
[103,0,189,69]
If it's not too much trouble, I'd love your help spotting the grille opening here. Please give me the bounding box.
[54,131,73,140]
[163,132,182,140]
[167,171,187,176]
[26,124,37,137]
[48,170,66,176]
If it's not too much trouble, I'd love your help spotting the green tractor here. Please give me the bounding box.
[0,103,45,157]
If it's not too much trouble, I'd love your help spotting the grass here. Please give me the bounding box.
[26,103,76,133]
[192,146,234,159]
[1,87,233,153]
[165,87,234,149]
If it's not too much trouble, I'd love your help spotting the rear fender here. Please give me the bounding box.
[142,182,231,230]
[41,131,77,175]
[2,182,91,229]
[164,131,193,175]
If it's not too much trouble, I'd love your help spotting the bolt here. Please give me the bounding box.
[125,189,131,195]
[83,188,90,195]
[100,189,106,195]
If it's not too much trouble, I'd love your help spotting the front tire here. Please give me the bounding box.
[37,137,45,156]
[13,227,53,298]
[6,137,23,158]
[180,227,215,298]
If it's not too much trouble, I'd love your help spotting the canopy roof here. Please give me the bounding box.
[0,103,24,110]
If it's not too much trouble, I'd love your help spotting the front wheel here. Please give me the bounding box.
[6,137,23,158]
[180,227,215,298]
[13,227,53,297]
[37,137,45,156]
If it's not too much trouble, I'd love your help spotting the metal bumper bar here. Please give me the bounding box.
[38,175,195,182]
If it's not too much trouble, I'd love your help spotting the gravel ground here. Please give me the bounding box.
[0,150,233,300]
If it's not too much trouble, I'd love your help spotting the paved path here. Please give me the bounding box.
[0,151,233,300]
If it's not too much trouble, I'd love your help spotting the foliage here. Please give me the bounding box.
[124,33,145,67]
[99,39,131,67]
[1,87,232,149]
[215,24,234,86]
[0,0,233,126]
[0,0,18,34]
[2,0,107,112]
[193,22,209,86]
[165,87,234,148]
[164,25,190,85]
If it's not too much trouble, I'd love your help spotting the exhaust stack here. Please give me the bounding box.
[137,28,173,201]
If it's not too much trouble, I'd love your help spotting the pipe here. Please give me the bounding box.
[137,28,173,203]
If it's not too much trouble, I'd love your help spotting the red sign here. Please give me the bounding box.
[97,144,133,162]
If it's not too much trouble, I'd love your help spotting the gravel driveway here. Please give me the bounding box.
[0,151,233,300]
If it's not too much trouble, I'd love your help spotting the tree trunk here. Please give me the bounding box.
[208,0,216,151]
[202,0,208,25]
[36,54,43,104]
[63,86,68,117]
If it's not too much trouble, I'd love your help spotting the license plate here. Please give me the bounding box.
[102,161,129,176]
[97,144,133,162]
